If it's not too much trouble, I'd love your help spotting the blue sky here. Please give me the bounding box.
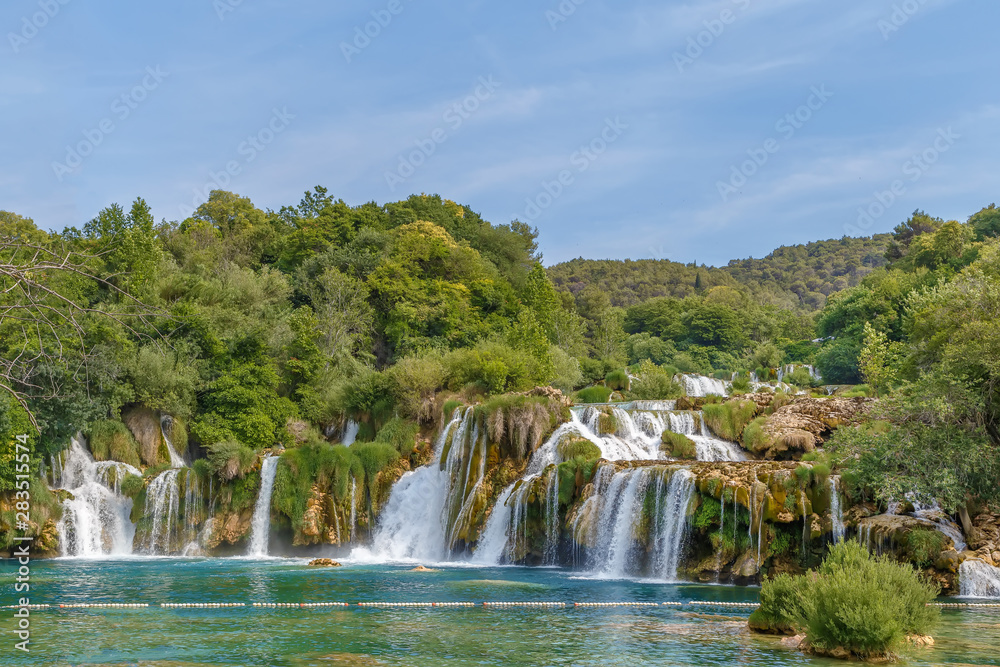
[2,0,997,266]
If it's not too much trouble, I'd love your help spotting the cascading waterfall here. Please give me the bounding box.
[143,469,182,553]
[591,469,652,578]
[829,476,845,544]
[55,435,139,557]
[695,417,748,462]
[681,374,730,397]
[360,408,476,562]
[247,456,279,557]
[959,560,1000,598]
[342,420,359,447]
[650,469,696,581]
[543,469,560,564]
[160,415,186,467]
[911,498,967,551]
[349,478,358,542]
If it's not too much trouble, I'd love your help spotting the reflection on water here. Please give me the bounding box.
[5,559,1000,666]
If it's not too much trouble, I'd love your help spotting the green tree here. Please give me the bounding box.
[858,322,899,397]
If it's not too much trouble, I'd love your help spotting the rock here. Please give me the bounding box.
[522,385,572,407]
[122,406,163,466]
[308,558,341,567]
[906,635,934,647]
[752,397,871,460]
[732,549,760,578]
[410,565,437,572]
[780,634,806,649]
[935,548,961,572]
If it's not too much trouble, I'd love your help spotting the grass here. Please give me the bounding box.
[87,420,143,469]
[661,431,696,459]
[575,385,613,404]
[702,400,758,441]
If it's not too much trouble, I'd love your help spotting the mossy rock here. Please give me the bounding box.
[87,420,143,469]
[661,431,696,460]
[557,436,601,461]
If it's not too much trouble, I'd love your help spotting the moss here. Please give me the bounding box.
[661,431,696,459]
[575,385,613,404]
[595,409,618,435]
[691,495,721,530]
[121,474,145,499]
[87,420,143,469]
[703,400,757,441]
[741,416,773,452]
[556,436,601,462]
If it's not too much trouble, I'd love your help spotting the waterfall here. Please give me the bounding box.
[650,469,695,581]
[342,420,359,447]
[160,415,186,468]
[681,374,730,397]
[591,469,651,578]
[910,498,967,551]
[543,469,560,564]
[359,408,473,562]
[349,477,358,542]
[829,477,845,544]
[959,560,1000,598]
[694,417,747,462]
[143,469,182,553]
[247,456,279,557]
[55,435,139,557]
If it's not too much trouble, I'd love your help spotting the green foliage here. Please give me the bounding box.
[87,420,142,469]
[604,369,629,391]
[903,529,946,568]
[575,385,613,404]
[691,495,721,530]
[374,417,420,455]
[351,441,401,499]
[121,474,145,498]
[628,359,683,400]
[556,436,602,462]
[661,431,696,459]
[807,541,938,659]
[702,400,757,441]
[193,363,297,448]
[205,440,257,481]
[752,541,939,659]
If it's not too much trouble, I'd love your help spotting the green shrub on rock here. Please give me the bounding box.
[661,431,696,459]
[702,400,757,441]
[556,436,602,462]
[604,369,629,391]
[750,540,939,661]
[87,420,143,469]
[575,385,613,404]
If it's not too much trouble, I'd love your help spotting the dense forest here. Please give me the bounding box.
[1,190,999,558]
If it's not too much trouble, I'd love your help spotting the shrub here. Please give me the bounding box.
[661,431,696,459]
[575,385,613,404]
[731,373,752,393]
[750,540,939,660]
[604,369,630,391]
[477,394,565,460]
[550,346,584,392]
[808,541,939,659]
[629,359,683,400]
[702,400,757,441]
[206,440,257,481]
[389,353,446,423]
[903,529,946,568]
[442,399,465,422]
[374,417,420,455]
[786,366,815,388]
[691,495,721,530]
[87,420,143,469]
[121,474,145,498]
[351,441,401,499]
[557,436,602,461]
[750,573,813,634]
[742,416,772,452]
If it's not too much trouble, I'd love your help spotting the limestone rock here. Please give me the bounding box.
[122,406,163,466]
[308,558,341,567]
[410,565,437,572]
[752,397,872,459]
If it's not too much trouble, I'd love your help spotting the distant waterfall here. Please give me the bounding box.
[681,374,730,397]
[160,415,186,468]
[342,420,359,447]
[247,456,279,557]
[960,560,1000,598]
[55,436,139,557]
[829,476,845,544]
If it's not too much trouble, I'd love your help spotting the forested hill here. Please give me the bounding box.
[547,234,892,312]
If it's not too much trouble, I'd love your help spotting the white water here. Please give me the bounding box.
[681,374,729,397]
[543,469,561,564]
[160,415,186,467]
[55,436,140,557]
[959,560,1000,598]
[910,498,967,551]
[342,420,359,447]
[650,468,696,580]
[143,469,182,554]
[247,456,279,557]
[829,476,845,544]
[356,409,472,562]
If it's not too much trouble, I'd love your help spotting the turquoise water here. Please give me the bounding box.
[3,559,999,666]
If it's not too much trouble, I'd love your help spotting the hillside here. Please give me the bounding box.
[547,234,892,312]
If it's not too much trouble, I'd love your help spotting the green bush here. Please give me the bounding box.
[575,385,613,404]
[628,359,683,400]
[691,495,721,530]
[556,436,602,462]
[750,541,939,660]
[786,366,815,388]
[742,416,772,452]
[121,474,145,498]
[87,420,143,469]
[206,440,257,481]
[442,399,465,422]
[903,529,946,568]
[374,417,420,455]
[702,400,757,441]
[604,369,629,391]
[750,573,814,634]
[661,431,696,459]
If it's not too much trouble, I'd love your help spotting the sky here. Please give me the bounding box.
[2,0,997,266]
